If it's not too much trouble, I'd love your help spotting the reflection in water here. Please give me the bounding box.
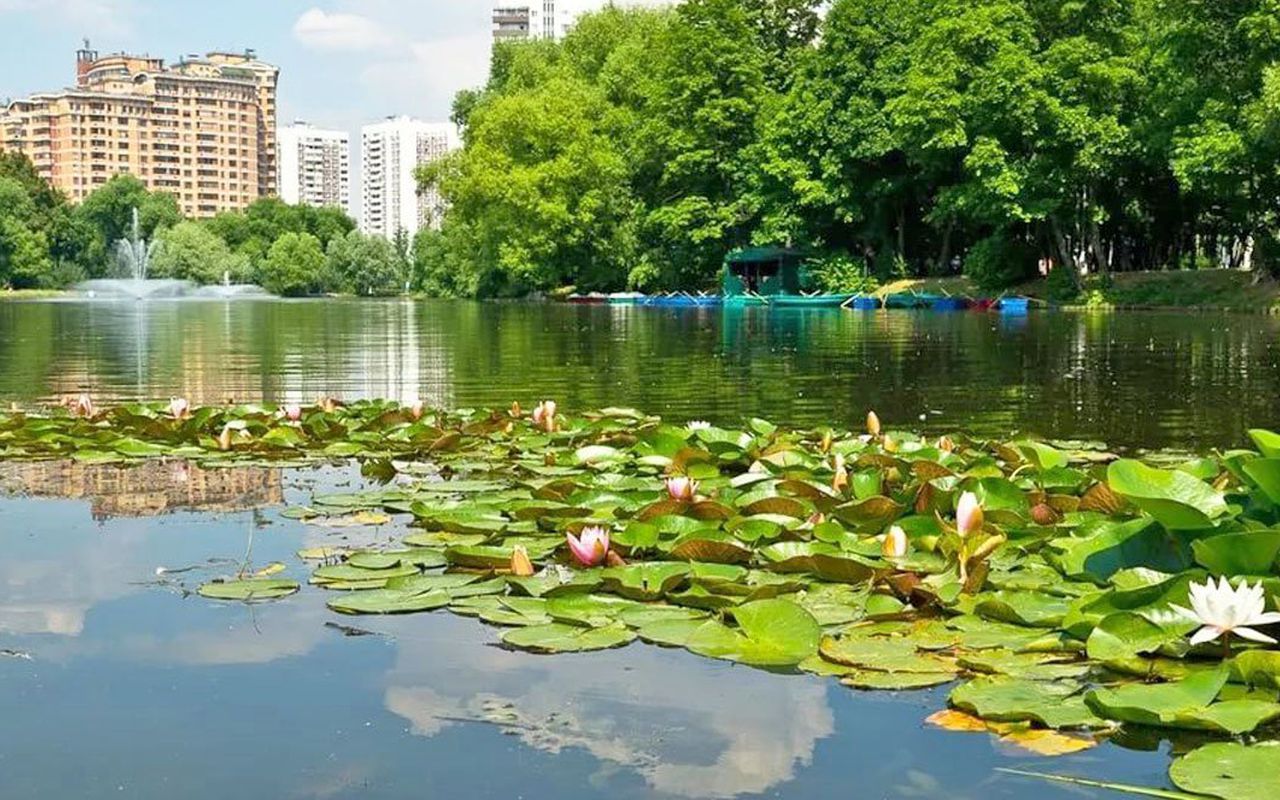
[382,616,834,798]
[0,460,283,519]
[0,300,1277,449]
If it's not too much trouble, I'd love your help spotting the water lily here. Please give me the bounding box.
[956,491,984,537]
[532,400,557,433]
[217,424,233,451]
[167,397,190,420]
[566,526,610,567]
[882,524,908,558]
[282,404,302,422]
[938,435,955,453]
[72,393,94,418]
[832,453,849,493]
[404,397,424,420]
[317,395,338,414]
[687,420,711,431]
[509,545,535,577]
[1171,577,1280,652]
[666,476,698,502]
[510,400,522,418]
[867,410,881,437]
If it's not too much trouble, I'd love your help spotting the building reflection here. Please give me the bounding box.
[0,460,283,520]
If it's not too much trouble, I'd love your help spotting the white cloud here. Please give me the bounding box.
[293,7,394,52]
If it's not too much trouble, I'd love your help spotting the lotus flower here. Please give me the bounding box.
[666,476,697,502]
[167,397,190,419]
[687,420,711,431]
[956,491,984,537]
[566,526,609,567]
[532,400,557,433]
[1171,577,1280,650]
[282,404,302,422]
[882,524,908,558]
[72,393,94,418]
[867,410,881,437]
[510,545,535,577]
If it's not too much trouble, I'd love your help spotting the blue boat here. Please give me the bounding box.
[932,296,969,311]
[851,296,880,311]
[999,297,1030,314]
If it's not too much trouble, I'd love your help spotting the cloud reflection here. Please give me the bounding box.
[381,615,835,798]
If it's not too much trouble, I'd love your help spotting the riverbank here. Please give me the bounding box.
[0,289,68,300]
[877,270,1280,312]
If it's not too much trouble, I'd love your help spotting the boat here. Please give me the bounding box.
[931,296,969,311]
[565,293,608,305]
[722,246,852,308]
[999,297,1031,314]
[606,292,647,304]
[851,296,881,310]
[770,293,856,308]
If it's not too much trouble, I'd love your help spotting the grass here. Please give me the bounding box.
[0,288,68,300]
[1043,270,1280,312]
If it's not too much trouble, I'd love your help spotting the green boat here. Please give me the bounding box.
[722,246,852,307]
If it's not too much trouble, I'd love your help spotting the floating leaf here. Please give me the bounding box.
[198,578,299,601]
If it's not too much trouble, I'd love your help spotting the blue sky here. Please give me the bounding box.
[0,0,660,134]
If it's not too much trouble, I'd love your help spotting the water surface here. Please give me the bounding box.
[0,298,1277,449]
[0,299,1272,798]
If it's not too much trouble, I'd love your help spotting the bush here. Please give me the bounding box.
[804,253,878,293]
[259,232,324,297]
[963,233,1036,290]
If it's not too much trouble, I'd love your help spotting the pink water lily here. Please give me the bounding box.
[956,491,984,537]
[282,404,302,422]
[72,393,94,418]
[167,397,190,419]
[1172,577,1280,651]
[566,526,610,567]
[404,398,424,421]
[532,400,557,432]
[666,476,698,502]
[882,524,908,558]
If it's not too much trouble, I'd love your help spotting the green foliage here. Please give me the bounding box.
[151,222,249,284]
[326,230,407,296]
[963,233,1037,290]
[804,253,878,293]
[259,232,325,297]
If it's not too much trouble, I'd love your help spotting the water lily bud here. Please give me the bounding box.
[938,436,955,453]
[820,431,832,453]
[532,400,557,433]
[882,525,908,558]
[217,425,233,451]
[283,404,302,422]
[665,476,697,503]
[866,410,881,437]
[405,398,424,420]
[509,545,535,577]
[510,400,522,418]
[1031,503,1059,526]
[605,550,627,567]
[956,491,984,537]
[73,393,95,418]
[883,435,898,453]
[832,453,849,493]
[807,511,826,526]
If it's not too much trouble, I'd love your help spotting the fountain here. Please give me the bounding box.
[75,208,268,299]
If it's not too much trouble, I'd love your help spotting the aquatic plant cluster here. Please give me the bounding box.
[5,398,1280,796]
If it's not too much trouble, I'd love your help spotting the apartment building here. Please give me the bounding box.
[277,121,349,212]
[491,2,581,42]
[360,117,459,240]
[0,42,279,217]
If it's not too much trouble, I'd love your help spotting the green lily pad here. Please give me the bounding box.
[198,578,299,601]
[1108,459,1228,530]
[949,676,1106,729]
[502,622,636,653]
[1169,741,1280,799]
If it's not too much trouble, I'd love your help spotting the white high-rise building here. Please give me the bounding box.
[492,1,582,42]
[277,122,350,212]
[360,117,460,240]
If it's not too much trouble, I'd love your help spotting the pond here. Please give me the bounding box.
[1,299,1278,800]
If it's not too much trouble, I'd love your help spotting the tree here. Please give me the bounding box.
[151,221,249,284]
[259,232,324,296]
[75,175,180,246]
[325,230,406,296]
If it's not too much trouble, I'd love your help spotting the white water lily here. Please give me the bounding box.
[1171,577,1280,648]
[686,420,711,431]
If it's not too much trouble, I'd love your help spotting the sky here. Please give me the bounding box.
[0,0,663,137]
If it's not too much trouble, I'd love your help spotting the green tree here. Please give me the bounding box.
[76,175,180,246]
[324,230,406,296]
[258,232,325,297]
[151,221,249,284]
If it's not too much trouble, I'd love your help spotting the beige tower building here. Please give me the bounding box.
[0,42,279,217]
